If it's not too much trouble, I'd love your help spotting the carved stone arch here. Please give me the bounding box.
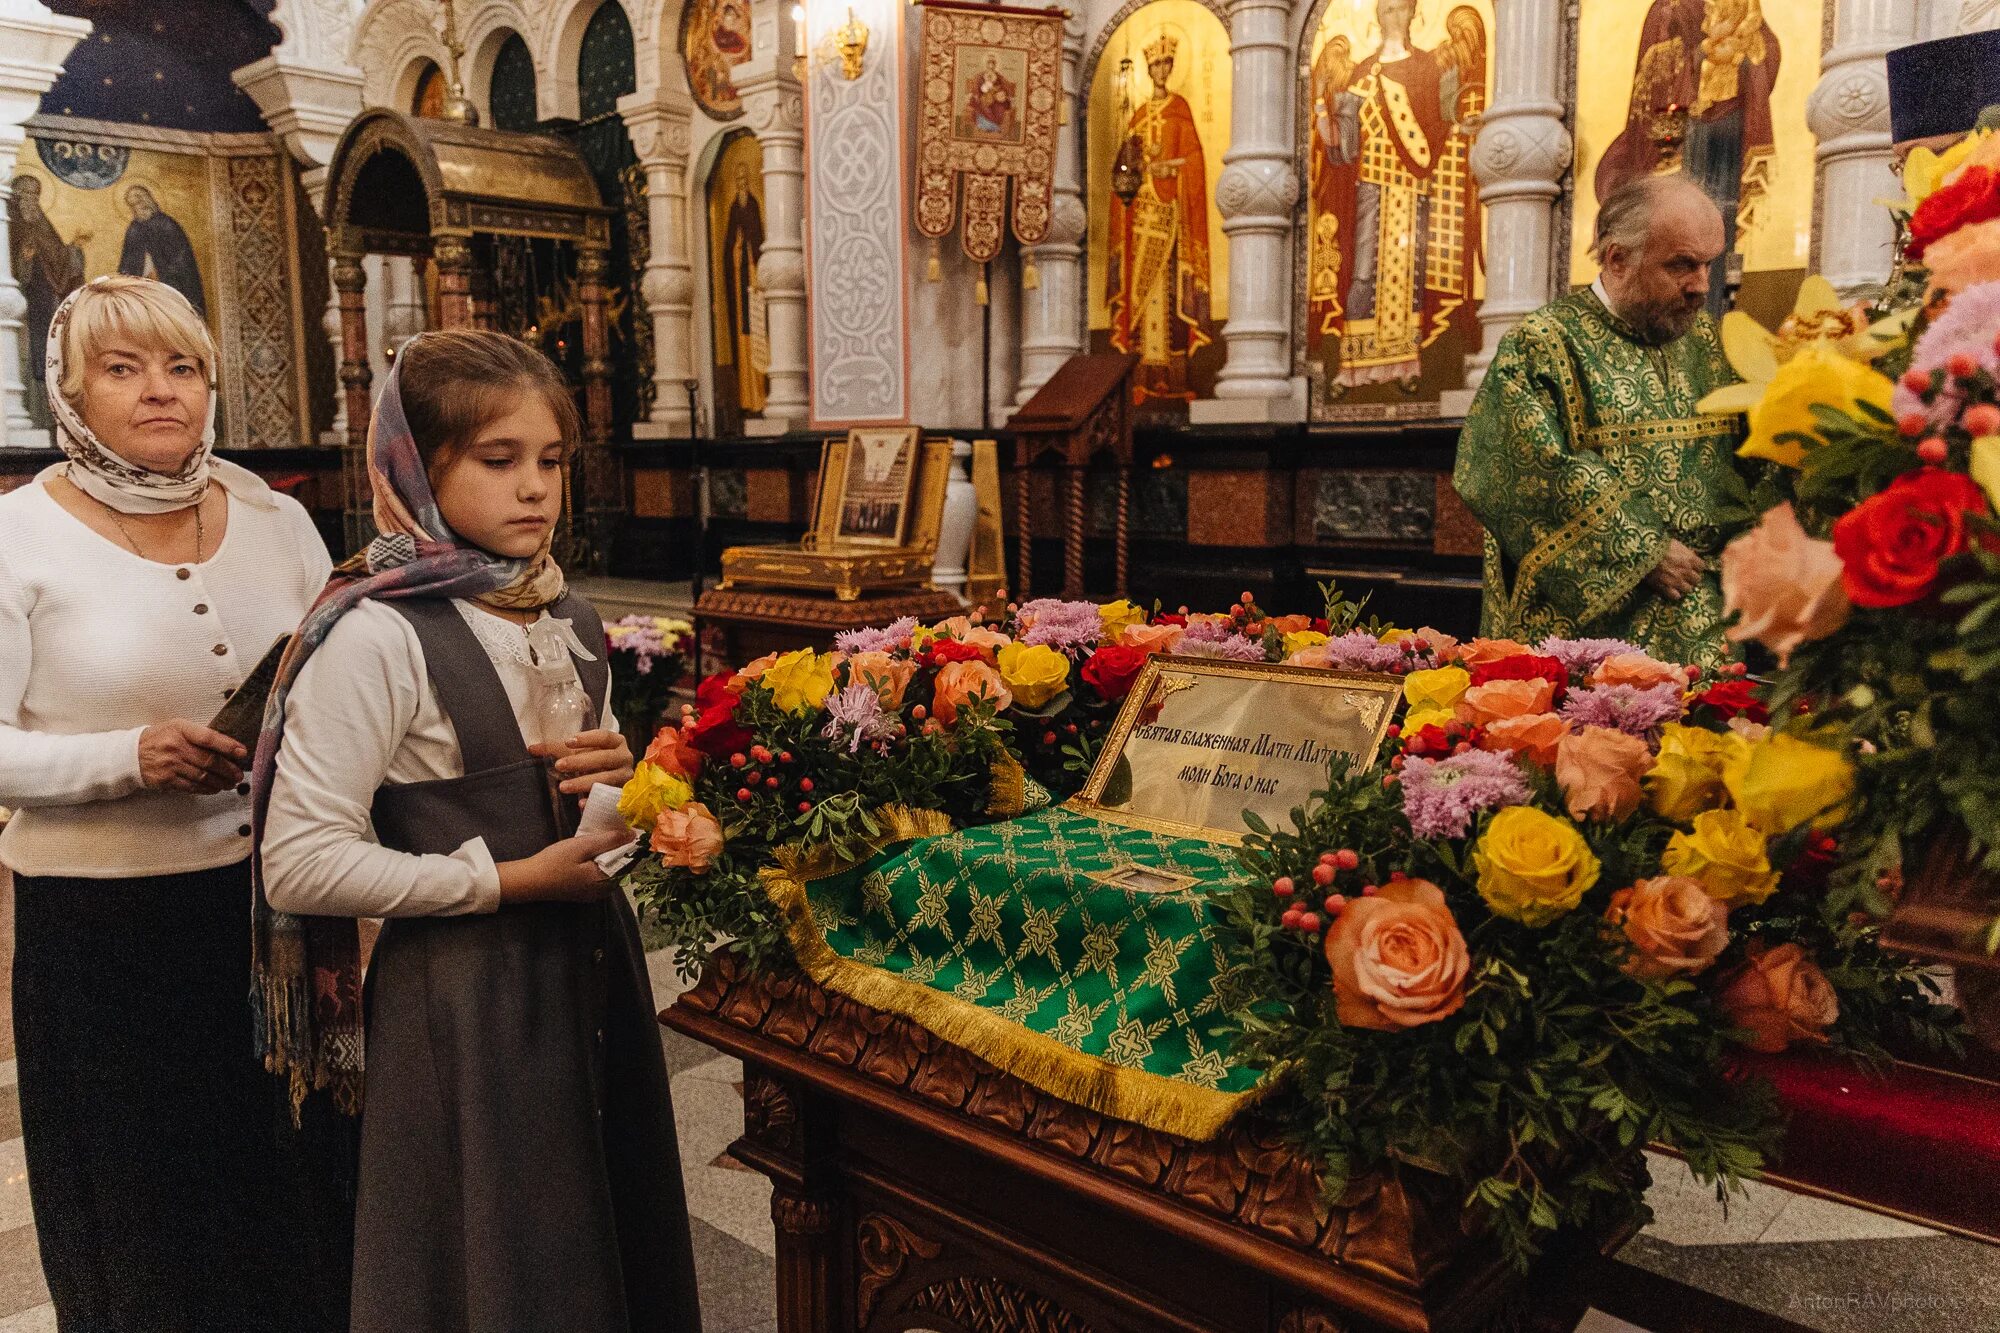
[623,0,693,102]
[541,0,625,119]
[1078,0,1231,127]
[268,0,357,67]
[352,0,450,108]
[464,3,538,117]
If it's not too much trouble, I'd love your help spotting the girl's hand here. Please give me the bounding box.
[497,830,633,904]
[138,719,248,794]
[533,729,635,800]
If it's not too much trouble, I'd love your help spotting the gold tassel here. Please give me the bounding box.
[975,266,989,305]
[1022,259,1040,291]
[925,239,942,282]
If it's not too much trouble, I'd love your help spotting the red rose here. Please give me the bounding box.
[1082,644,1147,701]
[1154,613,1188,627]
[1910,165,2000,258]
[929,639,991,665]
[1831,467,1993,608]
[1693,679,1770,725]
[1469,653,1571,700]
[687,671,754,757]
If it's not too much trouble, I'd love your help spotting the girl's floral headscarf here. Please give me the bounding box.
[249,342,567,1116]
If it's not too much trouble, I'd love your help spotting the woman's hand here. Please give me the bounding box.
[532,729,635,802]
[496,829,633,904]
[138,720,247,795]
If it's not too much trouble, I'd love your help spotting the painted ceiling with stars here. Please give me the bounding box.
[41,0,282,134]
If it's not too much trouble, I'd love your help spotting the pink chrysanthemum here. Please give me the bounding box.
[1895,279,2000,427]
[1016,599,1104,651]
[822,682,897,753]
[1536,636,1641,676]
[1319,631,1409,674]
[1400,748,1534,840]
[835,617,917,655]
[1558,682,1686,738]
[1176,619,1267,661]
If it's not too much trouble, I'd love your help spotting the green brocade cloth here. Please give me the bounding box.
[763,806,1261,1140]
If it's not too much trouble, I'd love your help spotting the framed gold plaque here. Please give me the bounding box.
[1070,655,1402,845]
[821,425,921,548]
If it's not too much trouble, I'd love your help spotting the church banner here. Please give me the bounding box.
[913,0,1065,264]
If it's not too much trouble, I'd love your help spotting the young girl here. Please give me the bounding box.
[253,331,703,1332]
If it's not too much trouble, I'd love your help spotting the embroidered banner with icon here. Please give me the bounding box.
[913,0,1065,264]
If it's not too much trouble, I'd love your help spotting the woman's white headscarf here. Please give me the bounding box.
[43,277,274,514]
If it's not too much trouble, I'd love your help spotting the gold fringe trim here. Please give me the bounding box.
[986,753,1029,818]
[761,807,1256,1141]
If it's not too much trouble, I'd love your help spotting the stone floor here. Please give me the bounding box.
[0,865,1989,1332]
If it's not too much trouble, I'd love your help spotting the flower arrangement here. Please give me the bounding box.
[612,596,1953,1269]
[1697,125,2000,948]
[1210,636,1954,1267]
[605,614,693,742]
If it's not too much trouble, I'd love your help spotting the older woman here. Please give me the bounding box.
[0,276,351,1330]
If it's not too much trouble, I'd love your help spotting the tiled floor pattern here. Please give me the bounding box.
[0,873,1986,1332]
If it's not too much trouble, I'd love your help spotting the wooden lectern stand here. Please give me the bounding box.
[1007,354,1138,601]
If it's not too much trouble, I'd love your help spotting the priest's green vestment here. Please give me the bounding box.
[1453,289,1745,666]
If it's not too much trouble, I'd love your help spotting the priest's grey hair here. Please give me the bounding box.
[1591,175,1720,262]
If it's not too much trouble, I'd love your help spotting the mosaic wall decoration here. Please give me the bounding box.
[13,117,310,449]
[681,0,753,121]
[1086,0,1231,409]
[1301,0,1491,419]
[489,32,539,132]
[1569,0,1825,323]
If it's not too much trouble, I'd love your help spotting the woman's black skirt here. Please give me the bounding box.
[12,859,354,1333]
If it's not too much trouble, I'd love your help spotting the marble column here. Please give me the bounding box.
[0,1,90,447]
[1453,0,1572,400]
[619,93,697,436]
[1194,0,1301,423]
[384,256,426,354]
[738,21,809,434]
[1014,15,1086,410]
[1811,0,1923,300]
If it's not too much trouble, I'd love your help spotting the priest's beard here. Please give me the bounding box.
[1622,289,1708,344]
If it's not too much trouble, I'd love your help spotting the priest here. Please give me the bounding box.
[1453,175,1743,666]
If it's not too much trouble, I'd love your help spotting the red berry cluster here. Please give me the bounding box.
[1899,352,2000,466]
[728,744,816,814]
[1272,848,1381,938]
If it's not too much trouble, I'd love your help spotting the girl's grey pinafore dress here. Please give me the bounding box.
[350,595,702,1333]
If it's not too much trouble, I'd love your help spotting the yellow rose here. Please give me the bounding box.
[996,641,1071,709]
[1282,629,1330,658]
[1401,706,1457,734]
[1403,665,1471,715]
[1722,734,1854,836]
[762,647,835,714]
[1471,807,1602,927]
[1902,130,1988,209]
[1661,809,1780,907]
[1377,628,1416,645]
[1097,599,1147,640]
[1972,435,2000,512]
[1643,724,1746,822]
[1736,342,1896,469]
[617,761,692,830]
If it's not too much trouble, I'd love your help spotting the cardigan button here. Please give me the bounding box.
[221,688,234,699]
[237,824,251,837]
[193,603,209,615]
[236,783,250,796]
[212,644,228,656]
[175,568,190,580]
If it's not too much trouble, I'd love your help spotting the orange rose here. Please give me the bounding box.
[642,725,704,780]
[1459,637,1532,666]
[1458,676,1557,726]
[1606,876,1729,981]
[651,801,724,872]
[1555,725,1653,822]
[935,616,1012,655]
[1120,621,1185,655]
[1926,216,2000,295]
[1720,503,1850,667]
[1588,652,1685,690]
[1415,626,1462,661]
[1476,712,1567,769]
[1324,877,1470,1031]
[846,650,917,707]
[930,659,1012,726]
[1267,614,1314,635]
[728,653,781,695]
[1714,940,1840,1053]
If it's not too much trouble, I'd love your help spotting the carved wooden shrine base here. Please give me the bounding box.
[694,587,967,670]
[664,951,1645,1333]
